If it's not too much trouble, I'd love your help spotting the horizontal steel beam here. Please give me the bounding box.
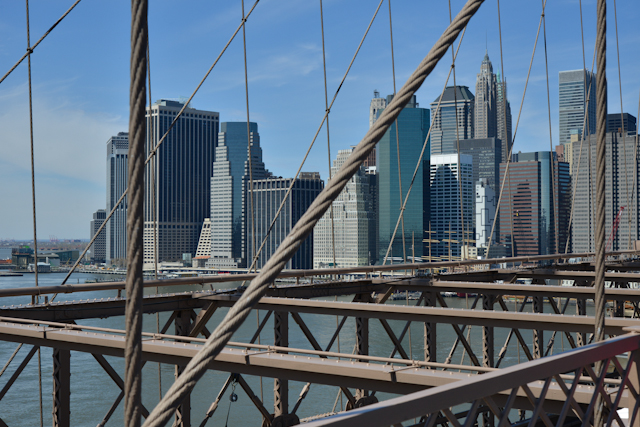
[201,295,640,335]
[0,320,601,412]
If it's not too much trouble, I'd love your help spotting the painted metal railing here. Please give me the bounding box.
[305,329,640,427]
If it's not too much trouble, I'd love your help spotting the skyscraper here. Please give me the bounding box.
[496,73,513,162]
[143,99,219,263]
[475,179,496,249]
[314,148,372,268]
[500,151,570,256]
[367,90,387,168]
[105,132,128,264]
[208,122,266,269]
[429,154,473,261]
[90,209,107,263]
[559,70,596,146]
[430,86,474,155]
[377,94,430,262]
[474,52,497,140]
[571,129,639,252]
[607,113,636,133]
[247,174,323,270]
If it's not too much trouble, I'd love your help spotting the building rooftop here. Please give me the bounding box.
[431,86,474,104]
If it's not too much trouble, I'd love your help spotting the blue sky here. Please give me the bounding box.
[1,0,639,239]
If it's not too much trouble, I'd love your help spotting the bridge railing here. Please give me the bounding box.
[304,329,640,427]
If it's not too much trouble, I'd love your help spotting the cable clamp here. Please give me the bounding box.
[26,47,33,54]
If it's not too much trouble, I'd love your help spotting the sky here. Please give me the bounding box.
[1,0,639,240]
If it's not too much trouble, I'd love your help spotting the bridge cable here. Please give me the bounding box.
[24,1,44,425]
[388,0,408,264]
[53,0,263,291]
[485,0,547,257]
[319,0,338,274]
[381,27,468,266]
[540,0,559,256]
[0,0,83,86]
[125,0,148,426]
[449,0,467,263]
[246,0,386,272]
[612,0,632,251]
[141,1,485,425]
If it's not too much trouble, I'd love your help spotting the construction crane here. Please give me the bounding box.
[605,206,625,252]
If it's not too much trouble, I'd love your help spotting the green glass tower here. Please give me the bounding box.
[377,94,430,262]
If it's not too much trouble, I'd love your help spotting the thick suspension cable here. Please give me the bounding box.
[125,0,147,426]
[142,2,484,425]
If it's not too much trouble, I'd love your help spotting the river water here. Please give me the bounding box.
[0,272,588,426]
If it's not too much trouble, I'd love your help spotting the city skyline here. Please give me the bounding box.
[1,1,639,238]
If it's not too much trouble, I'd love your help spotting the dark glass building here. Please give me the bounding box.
[144,99,219,262]
[377,95,430,262]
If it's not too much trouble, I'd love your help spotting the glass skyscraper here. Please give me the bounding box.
[377,94,430,262]
[430,86,474,156]
[144,99,219,263]
[209,122,266,268]
[105,132,128,264]
[559,69,596,146]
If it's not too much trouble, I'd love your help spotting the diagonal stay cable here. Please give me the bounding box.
[381,25,467,266]
[54,0,262,291]
[485,0,547,256]
[142,1,485,425]
[0,0,83,86]
[247,0,385,272]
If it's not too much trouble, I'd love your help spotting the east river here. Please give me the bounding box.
[0,272,590,426]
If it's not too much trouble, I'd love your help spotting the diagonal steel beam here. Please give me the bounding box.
[236,374,273,424]
[379,319,409,360]
[189,303,218,338]
[250,310,272,344]
[0,345,38,401]
[437,294,481,367]
[496,297,533,362]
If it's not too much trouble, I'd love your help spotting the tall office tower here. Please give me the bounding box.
[377,94,430,262]
[143,99,219,263]
[430,86,474,155]
[559,70,596,146]
[105,132,128,264]
[459,137,502,239]
[496,73,513,162]
[430,154,473,261]
[499,151,570,256]
[474,52,497,139]
[193,218,212,267]
[366,90,388,167]
[607,113,637,133]
[208,122,266,269]
[366,166,378,265]
[314,148,372,268]
[572,130,639,252]
[475,179,496,249]
[89,209,107,263]
[247,174,323,270]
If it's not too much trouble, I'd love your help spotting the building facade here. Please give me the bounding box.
[559,70,596,146]
[429,154,473,261]
[607,113,637,134]
[500,151,571,256]
[496,73,513,162]
[475,179,496,249]
[208,122,266,269]
[143,99,219,263]
[105,132,128,264]
[90,209,107,263]
[314,148,372,268]
[430,86,474,155]
[247,174,323,270]
[377,95,430,262]
[571,130,639,252]
[474,52,497,140]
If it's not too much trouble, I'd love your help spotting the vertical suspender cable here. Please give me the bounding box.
[388,0,408,264]
[319,0,337,272]
[125,0,148,426]
[25,2,43,425]
[448,0,465,262]
[594,0,607,425]
[540,0,559,255]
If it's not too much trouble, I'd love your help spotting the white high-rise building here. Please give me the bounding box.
[430,154,473,260]
[314,148,372,268]
[106,132,128,264]
[475,179,496,250]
